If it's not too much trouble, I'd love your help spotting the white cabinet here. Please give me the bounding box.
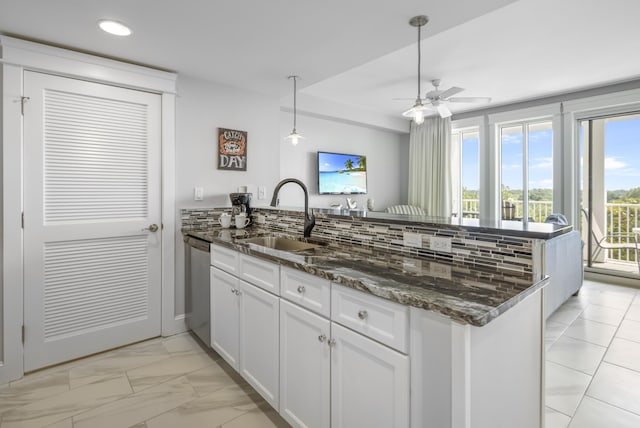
[332,284,409,353]
[280,285,409,428]
[331,322,409,428]
[239,280,280,408]
[212,244,410,428]
[239,253,281,294]
[210,265,279,408]
[211,244,240,275]
[279,300,331,428]
[281,266,331,317]
[210,267,240,370]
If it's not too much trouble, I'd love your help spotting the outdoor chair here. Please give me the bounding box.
[582,208,639,273]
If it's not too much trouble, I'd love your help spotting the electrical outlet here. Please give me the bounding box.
[258,186,266,200]
[429,262,452,280]
[194,186,204,201]
[430,236,452,253]
[403,232,423,248]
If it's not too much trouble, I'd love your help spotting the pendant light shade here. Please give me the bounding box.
[402,100,428,125]
[285,75,303,145]
[403,15,429,124]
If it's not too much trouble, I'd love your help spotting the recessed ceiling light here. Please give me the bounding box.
[98,19,132,36]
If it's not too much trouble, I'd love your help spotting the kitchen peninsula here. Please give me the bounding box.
[182,207,578,428]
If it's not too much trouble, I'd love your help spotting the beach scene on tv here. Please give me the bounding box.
[318,152,367,194]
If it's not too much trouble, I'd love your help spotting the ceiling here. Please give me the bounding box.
[1,0,639,122]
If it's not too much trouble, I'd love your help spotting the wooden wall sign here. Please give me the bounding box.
[218,128,247,171]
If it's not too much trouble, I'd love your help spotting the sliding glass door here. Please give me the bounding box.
[579,113,640,276]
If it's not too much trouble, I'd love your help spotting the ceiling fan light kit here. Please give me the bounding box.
[402,100,429,125]
[285,75,304,145]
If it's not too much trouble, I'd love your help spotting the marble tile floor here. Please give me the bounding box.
[0,333,291,428]
[546,279,640,428]
[3,278,638,428]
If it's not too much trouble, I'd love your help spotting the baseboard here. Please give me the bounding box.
[162,314,188,337]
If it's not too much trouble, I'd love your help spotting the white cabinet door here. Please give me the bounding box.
[211,267,240,370]
[331,322,410,428]
[280,300,331,428]
[239,280,280,408]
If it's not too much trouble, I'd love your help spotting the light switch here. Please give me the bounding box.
[194,187,204,201]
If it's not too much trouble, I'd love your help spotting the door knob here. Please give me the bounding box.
[143,224,159,232]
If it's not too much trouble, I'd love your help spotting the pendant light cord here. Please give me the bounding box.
[293,76,297,131]
[417,23,421,98]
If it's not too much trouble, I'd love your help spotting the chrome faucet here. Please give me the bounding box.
[270,178,316,237]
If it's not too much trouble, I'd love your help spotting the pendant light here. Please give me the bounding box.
[402,15,429,125]
[285,75,303,145]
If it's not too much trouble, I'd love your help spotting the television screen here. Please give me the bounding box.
[318,151,367,194]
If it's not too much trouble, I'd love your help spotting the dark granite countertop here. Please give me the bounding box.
[260,206,572,240]
[184,226,548,327]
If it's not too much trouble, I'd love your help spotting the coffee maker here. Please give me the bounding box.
[229,192,252,225]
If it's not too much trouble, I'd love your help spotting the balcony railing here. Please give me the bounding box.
[606,203,640,263]
[461,199,640,265]
[462,199,554,222]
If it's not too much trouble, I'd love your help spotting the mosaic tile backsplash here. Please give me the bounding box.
[181,207,535,274]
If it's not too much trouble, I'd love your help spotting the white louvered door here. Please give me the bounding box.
[23,71,162,371]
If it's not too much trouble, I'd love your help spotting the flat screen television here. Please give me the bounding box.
[318,151,367,195]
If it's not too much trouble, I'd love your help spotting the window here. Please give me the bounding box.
[452,127,480,218]
[499,120,553,222]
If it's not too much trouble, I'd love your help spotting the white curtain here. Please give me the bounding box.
[408,116,452,217]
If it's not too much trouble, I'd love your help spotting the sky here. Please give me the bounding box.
[461,116,640,192]
[600,118,640,190]
[500,126,553,191]
[318,152,364,172]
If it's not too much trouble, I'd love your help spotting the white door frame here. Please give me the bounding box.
[0,36,179,384]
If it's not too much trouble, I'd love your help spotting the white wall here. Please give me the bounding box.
[278,111,409,211]
[172,76,409,322]
[174,76,281,316]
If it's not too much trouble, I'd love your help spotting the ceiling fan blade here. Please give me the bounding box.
[438,86,464,99]
[436,103,452,118]
[448,96,492,103]
[392,97,416,101]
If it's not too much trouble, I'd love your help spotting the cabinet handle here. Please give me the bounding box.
[358,310,368,320]
[235,289,242,296]
[328,338,336,347]
[297,285,306,294]
[318,334,327,343]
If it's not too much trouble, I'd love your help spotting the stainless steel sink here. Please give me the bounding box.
[241,236,324,252]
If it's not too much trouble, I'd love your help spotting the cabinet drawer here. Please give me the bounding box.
[211,244,239,274]
[239,253,280,294]
[331,284,408,353]
[281,266,331,318]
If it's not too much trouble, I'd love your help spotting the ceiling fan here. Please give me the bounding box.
[397,78,492,119]
[423,79,491,118]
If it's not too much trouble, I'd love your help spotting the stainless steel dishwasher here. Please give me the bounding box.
[184,235,211,346]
